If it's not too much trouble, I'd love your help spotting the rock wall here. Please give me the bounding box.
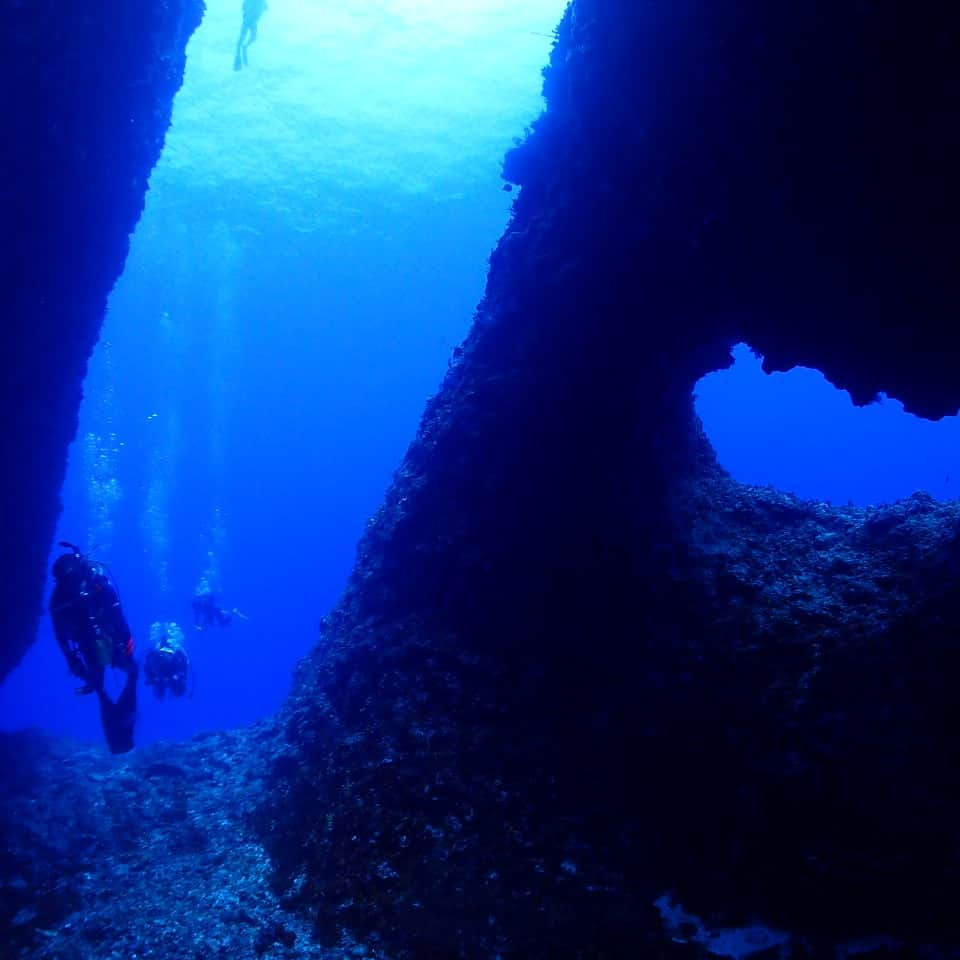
[0,0,204,681]
[260,1,960,956]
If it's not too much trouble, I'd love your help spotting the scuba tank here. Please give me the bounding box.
[59,542,122,669]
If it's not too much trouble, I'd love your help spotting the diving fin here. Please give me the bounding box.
[97,691,135,755]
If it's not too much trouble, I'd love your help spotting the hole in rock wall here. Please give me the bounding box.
[695,343,960,506]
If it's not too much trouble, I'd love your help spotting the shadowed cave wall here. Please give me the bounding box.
[3,1,960,958]
[262,1,960,955]
[0,0,205,680]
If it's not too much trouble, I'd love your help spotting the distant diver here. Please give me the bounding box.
[49,542,138,754]
[193,577,247,631]
[144,622,191,699]
[234,0,268,71]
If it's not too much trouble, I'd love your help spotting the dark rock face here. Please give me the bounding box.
[0,0,204,682]
[260,1,960,957]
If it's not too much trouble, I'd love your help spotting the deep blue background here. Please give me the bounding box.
[6,1,960,750]
[1,0,564,746]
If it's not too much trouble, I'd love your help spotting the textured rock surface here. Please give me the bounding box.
[4,1,960,959]
[0,0,204,681]
[0,725,373,960]
[260,2,960,956]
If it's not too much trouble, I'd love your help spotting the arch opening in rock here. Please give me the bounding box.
[696,343,960,506]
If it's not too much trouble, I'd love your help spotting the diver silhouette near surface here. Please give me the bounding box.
[234,0,268,71]
[49,543,138,754]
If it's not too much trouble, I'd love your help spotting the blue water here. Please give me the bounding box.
[697,343,960,505]
[6,1,960,752]
[0,0,564,746]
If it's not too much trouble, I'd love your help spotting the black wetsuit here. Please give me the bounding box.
[193,592,233,630]
[50,562,138,754]
[145,644,189,699]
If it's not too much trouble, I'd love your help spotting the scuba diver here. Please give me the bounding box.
[234,0,268,71]
[144,622,190,699]
[193,577,246,631]
[49,542,138,754]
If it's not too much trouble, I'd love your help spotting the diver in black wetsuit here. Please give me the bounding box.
[144,622,190,699]
[235,0,268,71]
[49,543,138,754]
[193,578,246,631]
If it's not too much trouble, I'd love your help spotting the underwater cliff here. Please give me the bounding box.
[0,0,205,683]
[3,1,960,958]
